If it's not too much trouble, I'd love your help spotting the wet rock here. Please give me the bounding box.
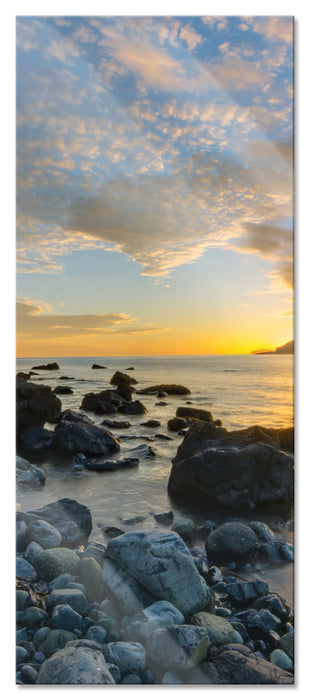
[79,557,104,602]
[146,625,210,670]
[20,665,38,684]
[128,444,156,458]
[86,457,139,472]
[258,540,294,563]
[52,386,73,395]
[105,530,210,616]
[110,371,138,385]
[155,433,173,440]
[141,420,161,427]
[226,579,269,605]
[34,548,80,581]
[172,519,196,542]
[51,604,83,631]
[247,609,282,638]
[16,557,37,582]
[85,626,107,644]
[249,521,275,542]
[52,411,120,456]
[253,594,291,622]
[35,646,115,684]
[17,378,61,432]
[153,511,174,525]
[91,364,107,369]
[186,643,293,684]
[47,588,89,616]
[190,612,236,646]
[102,420,131,429]
[270,649,293,672]
[125,601,185,643]
[16,520,29,552]
[103,526,126,538]
[104,641,146,675]
[17,464,46,489]
[118,400,147,415]
[28,498,92,541]
[176,406,213,422]
[28,520,62,549]
[279,631,294,661]
[137,384,190,395]
[206,522,259,564]
[81,390,124,413]
[169,430,293,508]
[31,363,59,370]
[18,427,54,455]
[101,558,156,616]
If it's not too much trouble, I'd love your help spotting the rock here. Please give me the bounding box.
[206,523,259,564]
[137,384,190,395]
[35,646,115,684]
[49,573,76,591]
[162,670,182,683]
[20,665,38,684]
[190,612,237,646]
[172,519,196,542]
[279,631,294,660]
[86,457,139,472]
[17,379,61,432]
[141,419,161,427]
[101,558,156,616]
[17,371,32,380]
[146,625,210,669]
[85,626,107,644]
[18,427,54,455]
[51,604,83,631]
[176,406,213,421]
[104,641,146,675]
[16,646,30,665]
[91,364,107,369]
[156,401,168,406]
[110,371,137,385]
[16,520,29,552]
[17,465,46,489]
[16,557,37,581]
[52,386,73,395]
[24,541,43,566]
[253,594,291,622]
[57,521,82,546]
[28,520,62,549]
[125,600,185,642]
[52,411,120,456]
[270,649,293,672]
[186,643,293,684]
[128,444,156,458]
[22,606,48,628]
[28,498,92,542]
[40,630,77,658]
[34,549,80,581]
[226,580,269,604]
[153,511,174,525]
[118,400,147,415]
[258,540,294,563]
[103,526,125,538]
[79,557,104,602]
[47,588,89,615]
[16,590,31,611]
[81,389,125,413]
[249,521,275,542]
[105,531,210,616]
[168,417,190,432]
[247,609,282,638]
[121,673,142,684]
[102,420,131,429]
[169,433,293,508]
[31,363,59,370]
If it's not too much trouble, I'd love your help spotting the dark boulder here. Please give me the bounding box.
[168,425,293,509]
[17,379,62,432]
[31,363,59,370]
[91,364,107,369]
[86,458,139,472]
[27,497,92,541]
[52,411,120,456]
[141,420,161,427]
[16,372,31,381]
[81,390,125,413]
[118,401,147,415]
[168,417,190,432]
[185,643,293,684]
[137,384,190,395]
[52,386,73,395]
[176,406,213,422]
[101,420,131,429]
[110,371,137,386]
[206,522,259,564]
[18,426,54,456]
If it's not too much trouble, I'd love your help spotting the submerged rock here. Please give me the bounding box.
[110,371,137,385]
[118,400,147,415]
[52,386,73,395]
[91,364,107,369]
[86,457,139,472]
[176,406,213,422]
[28,498,92,541]
[52,411,120,456]
[137,384,190,395]
[31,363,59,370]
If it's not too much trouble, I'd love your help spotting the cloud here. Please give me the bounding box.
[16,300,168,340]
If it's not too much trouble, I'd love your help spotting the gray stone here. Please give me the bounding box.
[33,626,50,647]
[121,673,142,684]
[226,579,269,604]
[47,588,89,616]
[51,604,83,631]
[28,497,92,542]
[125,600,185,642]
[79,556,104,602]
[249,521,275,542]
[107,663,121,683]
[16,590,31,611]
[16,465,46,488]
[190,612,236,646]
[104,641,146,675]
[22,607,48,629]
[206,522,259,563]
[105,531,210,616]
[85,625,107,644]
[146,624,210,669]
[16,557,37,581]
[34,548,80,581]
[270,649,293,672]
[16,646,30,665]
[24,541,44,566]
[176,406,213,422]
[40,629,77,658]
[20,664,38,684]
[49,573,76,591]
[172,519,196,542]
[28,519,62,549]
[35,646,115,684]
[279,631,294,661]
[101,558,156,616]
[16,520,28,552]
[185,643,294,684]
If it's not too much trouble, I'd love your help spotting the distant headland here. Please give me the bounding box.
[251,340,294,355]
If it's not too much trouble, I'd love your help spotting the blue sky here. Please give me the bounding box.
[16,13,294,355]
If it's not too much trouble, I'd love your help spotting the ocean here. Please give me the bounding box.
[16,354,294,605]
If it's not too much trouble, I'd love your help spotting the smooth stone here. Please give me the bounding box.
[28,519,62,549]
[51,604,83,632]
[226,579,269,604]
[20,664,38,684]
[186,644,294,684]
[52,412,120,456]
[176,406,213,421]
[153,511,174,525]
[106,663,121,683]
[138,384,190,395]
[206,522,259,563]
[16,520,28,552]
[146,624,210,670]
[191,612,236,646]
[16,465,46,489]
[40,630,77,658]
[28,497,92,543]
[171,518,196,542]
[121,673,142,684]
[16,646,30,665]
[105,531,210,617]
[168,417,189,432]
[17,378,61,431]
[16,557,37,581]
[16,590,31,611]
[247,609,282,637]
[249,521,275,542]
[35,646,115,684]
[49,573,76,591]
[254,593,290,621]
[47,589,89,616]
[141,420,161,427]
[279,631,294,661]
[33,626,50,647]
[110,370,137,385]
[103,641,146,675]
[34,548,80,581]
[79,556,104,602]
[101,558,156,616]
[86,457,138,472]
[53,386,73,394]
[125,600,185,642]
[103,526,125,538]
[118,401,147,415]
[22,607,48,629]
[24,541,44,567]
[270,649,294,672]
[85,626,107,644]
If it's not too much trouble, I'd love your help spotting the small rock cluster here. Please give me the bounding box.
[16,499,294,685]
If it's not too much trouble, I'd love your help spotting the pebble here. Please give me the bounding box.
[270,648,294,672]
[16,557,37,582]
[51,604,83,632]
[85,625,107,644]
[121,673,143,684]
[20,664,38,684]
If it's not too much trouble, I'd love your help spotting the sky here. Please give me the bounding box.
[16,13,294,357]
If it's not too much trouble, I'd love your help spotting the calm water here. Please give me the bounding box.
[16,354,294,606]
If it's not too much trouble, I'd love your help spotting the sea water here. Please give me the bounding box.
[16,354,294,606]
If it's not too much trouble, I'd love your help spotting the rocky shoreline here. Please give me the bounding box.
[16,369,294,684]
